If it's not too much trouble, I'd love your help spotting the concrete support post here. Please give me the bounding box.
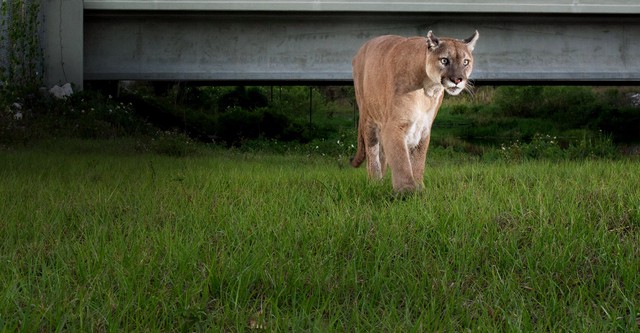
[42,0,83,90]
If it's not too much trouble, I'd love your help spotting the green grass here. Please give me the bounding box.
[1,139,639,331]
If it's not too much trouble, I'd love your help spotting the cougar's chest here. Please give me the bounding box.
[404,105,436,148]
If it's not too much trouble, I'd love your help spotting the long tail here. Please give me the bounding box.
[350,123,365,168]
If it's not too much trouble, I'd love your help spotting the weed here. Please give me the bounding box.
[488,132,618,162]
[135,129,199,156]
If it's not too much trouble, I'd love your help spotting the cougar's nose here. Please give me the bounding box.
[452,77,463,85]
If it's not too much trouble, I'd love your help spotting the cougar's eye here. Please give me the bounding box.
[463,59,470,66]
[440,58,449,66]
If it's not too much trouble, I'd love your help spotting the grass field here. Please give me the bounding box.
[1,139,639,331]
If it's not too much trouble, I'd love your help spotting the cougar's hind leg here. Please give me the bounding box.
[379,141,387,177]
[364,122,384,180]
[350,118,366,168]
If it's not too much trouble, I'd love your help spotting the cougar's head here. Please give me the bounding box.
[426,30,479,95]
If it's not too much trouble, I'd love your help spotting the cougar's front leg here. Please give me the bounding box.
[381,122,415,193]
[410,134,431,190]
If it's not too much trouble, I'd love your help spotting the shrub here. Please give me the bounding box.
[593,106,640,143]
[489,132,619,162]
[214,106,335,146]
[1,89,154,144]
[432,135,485,156]
[447,103,484,115]
[493,86,601,127]
[486,86,640,145]
[493,86,543,117]
[540,86,600,129]
[566,132,618,160]
[217,86,268,112]
[140,130,198,157]
[258,109,286,137]
[0,0,43,91]
[118,85,346,147]
[492,134,562,162]
[215,107,262,145]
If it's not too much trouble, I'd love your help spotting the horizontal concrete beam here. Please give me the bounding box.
[83,0,640,14]
[84,12,640,84]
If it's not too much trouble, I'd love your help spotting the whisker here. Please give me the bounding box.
[465,80,476,96]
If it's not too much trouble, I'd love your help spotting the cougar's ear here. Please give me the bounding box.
[426,31,440,49]
[464,30,479,52]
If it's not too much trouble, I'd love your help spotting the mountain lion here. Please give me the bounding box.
[351,30,479,193]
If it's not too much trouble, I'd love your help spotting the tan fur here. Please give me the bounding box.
[351,31,479,193]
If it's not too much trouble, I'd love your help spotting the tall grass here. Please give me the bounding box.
[1,140,639,331]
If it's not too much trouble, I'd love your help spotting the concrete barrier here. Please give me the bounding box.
[42,1,640,87]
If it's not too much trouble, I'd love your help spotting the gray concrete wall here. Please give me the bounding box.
[83,0,640,14]
[84,12,640,84]
[31,0,640,86]
[42,0,83,89]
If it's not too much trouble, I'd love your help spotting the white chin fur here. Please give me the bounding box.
[445,86,463,95]
[442,79,464,95]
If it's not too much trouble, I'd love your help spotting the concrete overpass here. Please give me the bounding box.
[42,1,640,89]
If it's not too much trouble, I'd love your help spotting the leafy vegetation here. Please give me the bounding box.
[0,0,43,96]
[2,83,640,161]
[437,86,640,145]
[114,84,353,148]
